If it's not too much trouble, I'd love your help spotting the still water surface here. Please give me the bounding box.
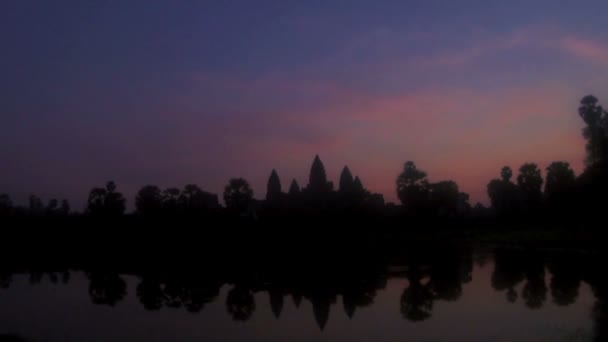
[0,250,601,341]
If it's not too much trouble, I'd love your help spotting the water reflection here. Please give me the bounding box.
[88,272,127,306]
[0,247,605,341]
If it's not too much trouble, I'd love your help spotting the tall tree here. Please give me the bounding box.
[135,185,162,215]
[429,180,460,217]
[87,187,107,215]
[396,161,429,213]
[87,181,126,217]
[501,166,513,182]
[29,195,44,216]
[545,161,576,211]
[179,184,218,213]
[59,199,70,216]
[161,188,181,215]
[458,192,472,215]
[105,181,126,216]
[226,286,256,321]
[487,166,520,216]
[517,163,543,211]
[46,198,59,215]
[0,194,12,216]
[224,178,254,212]
[579,95,608,167]
[266,169,282,202]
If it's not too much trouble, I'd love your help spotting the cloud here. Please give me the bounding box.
[561,36,608,65]
[324,23,608,74]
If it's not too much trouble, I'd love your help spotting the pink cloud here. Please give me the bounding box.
[330,23,608,72]
[561,36,608,65]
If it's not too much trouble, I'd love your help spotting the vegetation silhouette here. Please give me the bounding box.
[487,166,521,217]
[1,244,606,340]
[544,161,576,217]
[517,163,543,214]
[226,285,256,321]
[87,272,127,306]
[87,181,126,217]
[224,178,254,215]
[1,95,607,227]
[579,95,608,167]
[1,97,608,335]
[135,185,162,216]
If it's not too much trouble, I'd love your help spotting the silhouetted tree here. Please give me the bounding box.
[183,281,221,313]
[28,195,44,216]
[545,161,576,213]
[522,254,547,309]
[492,249,526,303]
[400,272,434,321]
[396,161,429,214]
[428,180,460,217]
[161,187,181,215]
[135,185,162,215]
[0,272,11,289]
[136,278,165,311]
[224,178,253,213]
[226,286,256,321]
[342,283,376,319]
[501,166,513,182]
[86,181,126,217]
[266,169,282,202]
[487,166,520,216]
[593,294,608,342]
[548,255,581,306]
[0,194,13,216]
[87,188,106,215]
[179,184,218,214]
[517,163,543,212]
[59,199,70,216]
[105,182,126,215]
[88,272,127,306]
[579,95,608,167]
[457,192,472,216]
[429,250,472,301]
[472,202,489,217]
[46,198,58,215]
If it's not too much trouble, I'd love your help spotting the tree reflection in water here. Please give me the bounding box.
[0,246,605,340]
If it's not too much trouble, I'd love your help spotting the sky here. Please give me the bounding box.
[1,0,608,210]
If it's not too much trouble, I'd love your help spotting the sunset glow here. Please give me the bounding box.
[2,1,607,207]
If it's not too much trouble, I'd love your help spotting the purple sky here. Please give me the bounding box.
[2,1,608,210]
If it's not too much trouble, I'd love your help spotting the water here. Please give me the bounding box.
[0,249,603,341]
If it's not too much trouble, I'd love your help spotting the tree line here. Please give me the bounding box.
[1,95,607,221]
